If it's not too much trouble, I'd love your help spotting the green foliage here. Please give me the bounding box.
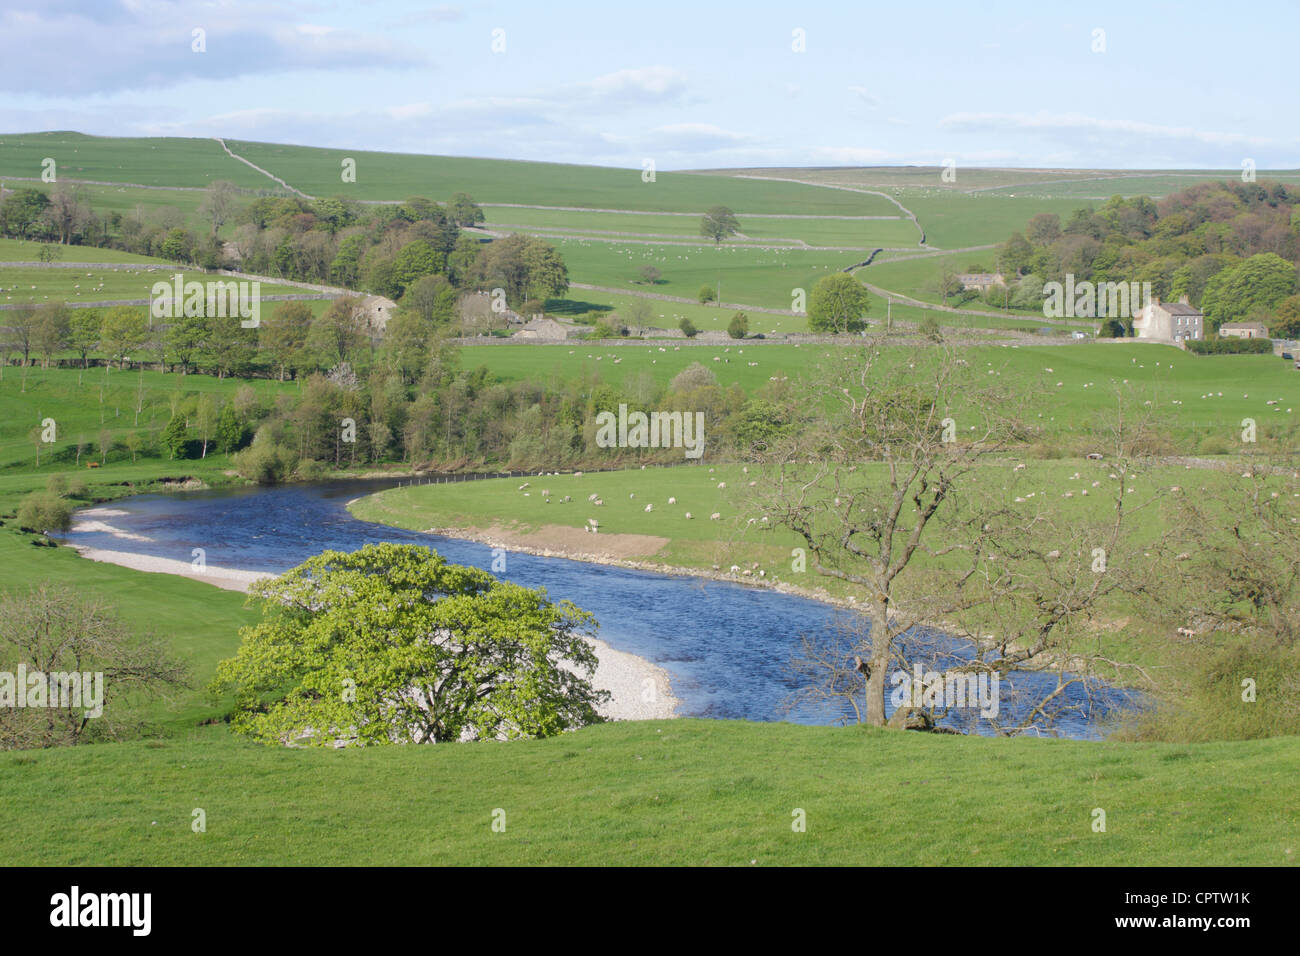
[1186,336,1273,354]
[727,311,749,339]
[159,415,189,460]
[1201,253,1297,331]
[808,273,870,333]
[211,543,608,745]
[697,284,716,304]
[16,491,72,533]
[699,205,740,244]
[679,317,699,338]
[230,431,296,484]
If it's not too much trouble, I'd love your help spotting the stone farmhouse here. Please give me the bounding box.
[1132,295,1203,344]
[957,272,1006,291]
[1218,321,1270,339]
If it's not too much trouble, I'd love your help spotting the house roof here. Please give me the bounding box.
[1161,302,1202,316]
[1220,321,1268,331]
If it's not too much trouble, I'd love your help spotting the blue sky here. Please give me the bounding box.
[0,0,1295,170]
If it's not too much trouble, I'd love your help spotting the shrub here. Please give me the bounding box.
[295,459,329,482]
[17,492,72,534]
[669,362,718,393]
[727,311,749,339]
[697,285,716,304]
[1198,435,1232,456]
[679,317,699,338]
[917,315,942,341]
[1187,336,1273,355]
[232,435,296,484]
[586,320,626,339]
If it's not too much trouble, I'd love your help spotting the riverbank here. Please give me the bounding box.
[65,537,679,723]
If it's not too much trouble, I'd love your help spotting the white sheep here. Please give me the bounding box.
[644,503,653,512]
[684,512,693,519]
[668,496,676,505]
[710,512,721,520]
[717,482,726,489]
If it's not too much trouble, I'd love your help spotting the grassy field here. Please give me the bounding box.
[0,366,300,471]
[486,206,923,248]
[222,139,900,215]
[459,340,1299,441]
[0,132,270,190]
[552,239,868,311]
[0,265,309,306]
[0,238,180,265]
[1,718,1296,865]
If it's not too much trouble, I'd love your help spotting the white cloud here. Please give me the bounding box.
[939,111,1281,150]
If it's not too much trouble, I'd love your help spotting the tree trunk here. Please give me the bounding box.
[865,598,890,726]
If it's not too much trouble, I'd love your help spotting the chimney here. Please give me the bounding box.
[1178,294,1190,305]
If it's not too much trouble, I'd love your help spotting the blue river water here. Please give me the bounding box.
[60,478,1141,738]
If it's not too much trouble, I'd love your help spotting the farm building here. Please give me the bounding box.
[957,272,1006,291]
[513,316,571,340]
[1218,321,1269,339]
[360,295,397,333]
[1132,295,1203,344]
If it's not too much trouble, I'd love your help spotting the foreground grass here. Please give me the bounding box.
[1,721,1295,865]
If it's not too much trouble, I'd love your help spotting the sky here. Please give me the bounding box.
[0,0,1295,171]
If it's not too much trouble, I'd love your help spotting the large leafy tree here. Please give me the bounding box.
[808,273,870,333]
[212,543,608,745]
[700,205,740,244]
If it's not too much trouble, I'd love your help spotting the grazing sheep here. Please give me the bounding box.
[668,496,676,505]
[710,512,721,520]
[594,498,604,506]
[588,493,599,501]
[644,503,653,512]
[684,512,693,519]
[717,482,726,489]
[518,482,530,490]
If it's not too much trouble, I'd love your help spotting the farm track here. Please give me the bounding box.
[855,278,1088,327]
[730,174,930,248]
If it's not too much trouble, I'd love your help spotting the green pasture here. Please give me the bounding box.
[221,139,899,215]
[1,719,1296,865]
[0,132,270,190]
[0,264,317,306]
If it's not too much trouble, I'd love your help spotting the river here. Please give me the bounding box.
[60,478,1140,738]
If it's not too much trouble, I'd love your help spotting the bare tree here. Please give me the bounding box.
[0,585,189,750]
[42,184,90,244]
[200,180,240,235]
[754,341,1164,732]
